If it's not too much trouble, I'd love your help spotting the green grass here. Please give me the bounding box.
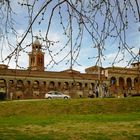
[0,97,140,140]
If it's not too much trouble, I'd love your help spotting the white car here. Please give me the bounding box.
[45,91,70,99]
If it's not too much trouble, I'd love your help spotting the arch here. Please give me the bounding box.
[17,80,23,86]
[33,80,39,89]
[0,79,6,87]
[43,81,46,86]
[0,79,6,92]
[134,77,138,83]
[9,80,14,85]
[0,79,7,99]
[63,82,69,90]
[58,82,61,88]
[76,82,82,90]
[26,81,31,87]
[126,78,132,89]
[16,80,24,92]
[90,83,95,90]
[119,77,125,89]
[8,80,15,92]
[110,77,116,85]
[85,83,88,89]
[40,81,47,92]
[48,81,55,90]
[134,77,138,90]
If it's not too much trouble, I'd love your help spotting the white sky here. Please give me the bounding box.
[0,0,140,73]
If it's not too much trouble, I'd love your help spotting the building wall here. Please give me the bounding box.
[0,64,139,100]
[0,68,108,99]
[0,39,139,99]
[107,67,140,97]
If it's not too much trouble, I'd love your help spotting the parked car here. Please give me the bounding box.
[45,91,70,99]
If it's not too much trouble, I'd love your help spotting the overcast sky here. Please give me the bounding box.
[0,0,140,73]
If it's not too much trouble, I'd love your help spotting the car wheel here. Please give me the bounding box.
[64,96,68,99]
[48,97,52,99]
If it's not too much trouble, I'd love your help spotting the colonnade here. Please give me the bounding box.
[0,78,98,99]
[0,75,139,99]
[109,76,140,96]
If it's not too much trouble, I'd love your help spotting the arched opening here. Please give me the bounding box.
[43,81,46,87]
[40,81,47,93]
[33,80,39,89]
[85,83,88,89]
[110,77,116,85]
[134,77,138,90]
[49,81,55,90]
[119,77,125,89]
[90,83,95,90]
[109,77,117,95]
[16,80,23,89]
[76,82,82,90]
[63,82,69,90]
[9,80,14,86]
[0,79,6,87]
[58,82,61,89]
[126,78,132,89]
[0,79,7,100]
[26,81,31,87]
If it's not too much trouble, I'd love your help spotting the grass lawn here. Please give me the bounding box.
[0,97,140,140]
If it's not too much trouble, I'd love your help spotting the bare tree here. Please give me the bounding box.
[0,0,140,70]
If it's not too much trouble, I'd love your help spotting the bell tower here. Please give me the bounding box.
[28,38,45,71]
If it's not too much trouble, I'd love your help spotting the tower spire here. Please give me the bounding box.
[28,38,45,71]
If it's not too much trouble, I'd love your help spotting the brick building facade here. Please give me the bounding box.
[0,39,139,99]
